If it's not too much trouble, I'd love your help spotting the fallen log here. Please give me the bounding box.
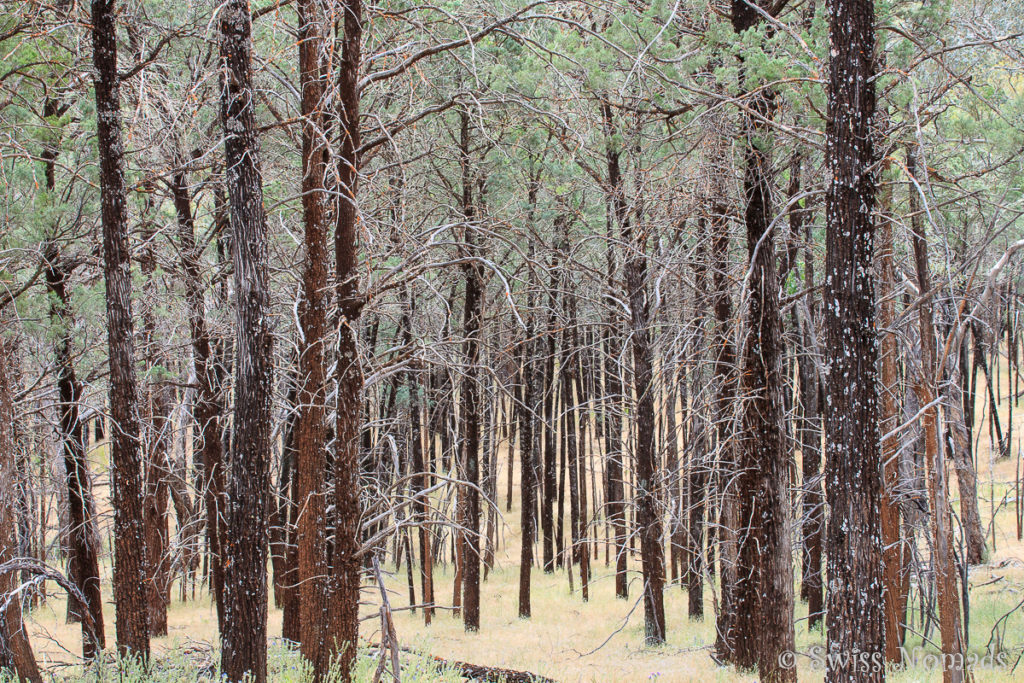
[373,645,556,683]
[426,655,557,683]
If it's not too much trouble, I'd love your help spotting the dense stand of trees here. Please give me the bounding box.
[2,0,1024,682]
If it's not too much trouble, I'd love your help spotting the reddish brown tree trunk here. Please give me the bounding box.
[91,0,150,659]
[710,194,739,660]
[908,147,966,683]
[295,0,331,675]
[329,1,365,677]
[408,309,434,623]
[41,137,106,658]
[170,169,227,630]
[604,114,665,643]
[600,104,629,601]
[878,158,909,663]
[0,336,42,683]
[685,210,714,621]
[140,211,172,639]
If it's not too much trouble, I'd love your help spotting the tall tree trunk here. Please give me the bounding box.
[171,169,227,630]
[459,110,483,632]
[560,269,586,600]
[664,357,681,589]
[824,0,885,678]
[518,246,539,618]
[277,398,301,641]
[793,180,826,632]
[796,175,825,631]
[91,0,149,659]
[408,290,434,623]
[878,186,908,660]
[140,210,172,639]
[727,4,794,679]
[908,147,966,683]
[41,133,106,657]
[295,0,331,674]
[606,115,665,644]
[218,0,274,679]
[797,310,825,631]
[329,1,365,677]
[0,335,42,683]
[567,280,590,600]
[710,165,739,662]
[686,216,710,619]
[941,324,985,565]
[601,105,629,601]
[541,276,558,572]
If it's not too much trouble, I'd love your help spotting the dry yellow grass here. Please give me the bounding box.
[20,357,1024,681]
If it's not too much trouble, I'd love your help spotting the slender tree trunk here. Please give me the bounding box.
[0,336,42,683]
[686,220,709,619]
[295,0,331,674]
[409,321,434,623]
[459,110,484,632]
[605,116,665,644]
[91,0,149,659]
[567,285,590,599]
[941,325,986,565]
[601,105,629,601]
[329,2,365,677]
[518,247,539,618]
[218,0,275,678]
[908,147,966,683]
[560,273,586,600]
[541,277,558,572]
[710,182,739,662]
[170,169,227,629]
[140,212,172,639]
[142,356,172,640]
[796,180,825,631]
[278,401,301,642]
[797,312,825,631]
[42,242,105,656]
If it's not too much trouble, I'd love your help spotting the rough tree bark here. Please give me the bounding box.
[459,110,484,632]
[90,0,149,659]
[908,147,967,683]
[329,0,365,677]
[877,149,909,663]
[139,206,172,638]
[726,2,795,679]
[600,104,629,601]
[295,0,331,675]
[170,168,227,630]
[686,210,711,620]
[823,0,886,679]
[407,287,434,625]
[797,308,825,632]
[0,335,42,683]
[218,0,275,679]
[606,115,666,644]
[41,125,105,657]
[710,148,739,663]
[518,245,539,618]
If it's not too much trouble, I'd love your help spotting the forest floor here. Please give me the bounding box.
[21,364,1024,681]
[23,451,1024,682]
